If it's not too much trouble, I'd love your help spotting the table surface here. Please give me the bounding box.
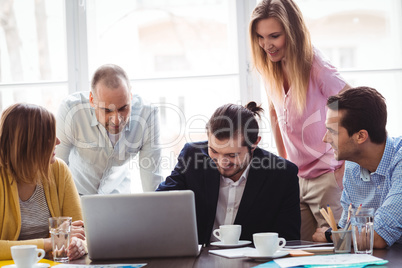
[69,242,402,268]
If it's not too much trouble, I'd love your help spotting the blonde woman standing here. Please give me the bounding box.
[249,0,350,241]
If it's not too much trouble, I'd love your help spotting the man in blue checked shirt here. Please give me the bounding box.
[312,86,402,248]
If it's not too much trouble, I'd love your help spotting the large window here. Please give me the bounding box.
[84,0,247,190]
[302,0,402,137]
[259,0,402,143]
[86,0,239,80]
[0,0,68,112]
[85,1,242,184]
[1,0,402,191]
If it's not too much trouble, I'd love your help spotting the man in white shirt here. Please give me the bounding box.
[56,64,162,194]
[157,102,300,244]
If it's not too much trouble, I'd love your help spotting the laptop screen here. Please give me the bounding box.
[81,190,199,259]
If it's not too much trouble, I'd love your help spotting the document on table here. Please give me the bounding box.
[53,264,146,268]
[283,246,334,252]
[273,254,387,268]
[209,247,256,258]
[284,240,333,249]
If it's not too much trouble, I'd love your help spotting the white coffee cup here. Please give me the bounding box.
[213,225,241,245]
[253,232,286,256]
[11,245,45,268]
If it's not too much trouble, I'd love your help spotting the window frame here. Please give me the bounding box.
[64,0,261,105]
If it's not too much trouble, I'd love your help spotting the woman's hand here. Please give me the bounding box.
[43,237,52,252]
[68,237,86,260]
[71,220,86,240]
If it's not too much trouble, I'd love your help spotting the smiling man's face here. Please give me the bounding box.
[208,134,254,182]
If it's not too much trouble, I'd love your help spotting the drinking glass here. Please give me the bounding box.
[49,217,72,262]
[350,208,374,254]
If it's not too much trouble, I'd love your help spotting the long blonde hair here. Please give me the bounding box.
[249,0,313,114]
[0,103,56,185]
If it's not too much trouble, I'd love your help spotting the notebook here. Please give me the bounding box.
[284,240,333,249]
[81,190,199,260]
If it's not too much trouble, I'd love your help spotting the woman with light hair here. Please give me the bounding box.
[249,0,350,241]
[0,103,86,260]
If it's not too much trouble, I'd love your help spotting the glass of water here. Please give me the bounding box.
[350,208,375,254]
[49,217,72,262]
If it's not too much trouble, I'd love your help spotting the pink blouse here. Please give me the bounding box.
[272,48,346,179]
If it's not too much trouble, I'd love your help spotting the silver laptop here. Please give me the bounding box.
[81,190,199,260]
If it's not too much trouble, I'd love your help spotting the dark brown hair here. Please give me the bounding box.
[206,102,264,148]
[327,86,387,144]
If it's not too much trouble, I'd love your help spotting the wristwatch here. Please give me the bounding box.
[325,227,333,242]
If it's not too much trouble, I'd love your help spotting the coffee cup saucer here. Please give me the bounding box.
[210,240,252,248]
[244,249,289,261]
[3,263,50,268]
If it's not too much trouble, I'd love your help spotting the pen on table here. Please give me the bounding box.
[345,203,353,231]
[343,204,361,230]
[327,204,338,231]
[347,203,352,222]
[348,205,352,230]
[340,204,363,241]
[321,207,335,229]
[340,204,353,241]
[356,203,362,215]
[320,208,333,229]
[321,206,339,246]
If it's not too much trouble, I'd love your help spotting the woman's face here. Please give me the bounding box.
[50,137,60,164]
[255,18,286,62]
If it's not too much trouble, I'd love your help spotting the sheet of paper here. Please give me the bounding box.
[274,254,387,268]
[53,264,146,268]
[283,246,334,252]
[209,247,255,258]
[284,241,333,249]
[253,261,281,268]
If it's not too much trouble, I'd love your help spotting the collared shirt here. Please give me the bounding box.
[339,136,402,246]
[56,91,163,194]
[108,132,121,147]
[272,48,345,179]
[210,164,250,242]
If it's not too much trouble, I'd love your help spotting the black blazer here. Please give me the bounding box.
[156,141,301,244]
